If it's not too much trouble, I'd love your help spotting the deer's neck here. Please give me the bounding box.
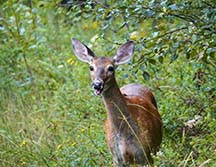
[102,79,136,133]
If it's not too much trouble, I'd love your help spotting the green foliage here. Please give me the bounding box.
[0,0,215,166]
[68,0,216,64]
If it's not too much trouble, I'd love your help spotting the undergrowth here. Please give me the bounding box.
[0,1,215,166]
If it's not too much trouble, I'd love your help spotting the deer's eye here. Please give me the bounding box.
[89,66,94,71]
[107,66,114,72]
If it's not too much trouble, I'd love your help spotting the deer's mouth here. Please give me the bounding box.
[92,80,104,96]
[94,87,103,95]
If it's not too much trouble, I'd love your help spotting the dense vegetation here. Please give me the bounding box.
[0,0,215,166]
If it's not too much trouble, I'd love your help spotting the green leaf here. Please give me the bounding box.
[143,71,150,81]
[158,56,164,63]
[192,34,197,44]
[170,53,178,63]
[168,4,178,10]
[148,58,157,65]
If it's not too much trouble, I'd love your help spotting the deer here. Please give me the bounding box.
[71,38,163,167]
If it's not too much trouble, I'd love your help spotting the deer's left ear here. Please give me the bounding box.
[113,41,135,65]
[71,38,96,63]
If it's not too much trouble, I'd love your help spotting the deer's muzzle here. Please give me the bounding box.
[92,79,104,95]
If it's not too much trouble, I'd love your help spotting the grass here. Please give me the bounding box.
[0,2,215,166]
[0,53,215,166]
[0,70,110,166]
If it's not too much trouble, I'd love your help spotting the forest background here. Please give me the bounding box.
[0,0,215,166]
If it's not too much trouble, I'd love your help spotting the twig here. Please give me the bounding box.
[199,159,211,167]
[93,0,109,9]
[143,27,188,43]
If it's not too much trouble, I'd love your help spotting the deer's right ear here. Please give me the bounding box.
[113,41,135,66]
[71,38,95,63]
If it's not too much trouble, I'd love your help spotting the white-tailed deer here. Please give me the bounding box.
[71,39,162,167]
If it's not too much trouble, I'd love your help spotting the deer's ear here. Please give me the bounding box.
[71,38,96,63]
[113,41,135,65]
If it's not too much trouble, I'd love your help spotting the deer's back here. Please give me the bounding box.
[120,83,158,109]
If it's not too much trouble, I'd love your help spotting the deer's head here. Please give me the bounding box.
[71,38,135,95]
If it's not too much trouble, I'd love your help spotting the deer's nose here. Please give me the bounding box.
[93,80,103,90]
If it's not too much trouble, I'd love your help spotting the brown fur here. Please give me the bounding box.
[105,83,162,166]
